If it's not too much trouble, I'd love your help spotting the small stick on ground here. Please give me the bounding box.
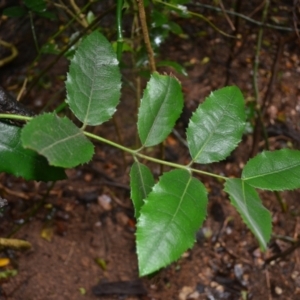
[265,267,273,300]
[0,238,31,251]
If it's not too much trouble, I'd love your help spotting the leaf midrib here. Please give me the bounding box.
[39,132,82,154]
[192,90,238,162]
[137,163,149,200]
[143,76,171,146]
[83,55,97,126]
[240,181,266,248]
[140,174,193,273]
[243,161,300,181]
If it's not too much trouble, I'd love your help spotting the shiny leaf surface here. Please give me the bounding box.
[136,169,207,276]
[187,86,245,164]
[138,73,183,147]
[66,31,121,126]
[21,114,94,168]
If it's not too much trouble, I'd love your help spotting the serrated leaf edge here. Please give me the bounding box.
[224,179,271,250]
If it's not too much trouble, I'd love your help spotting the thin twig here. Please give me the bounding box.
[25,5,116,98]
[192,3,297,32]
[0,39,18,67]
[248,0,266,18]
[219,0,235,31]
[17,78,28,102]
[136,0,165,173]
[265,268,273,300]
[293,0,300,40]
[29,11,39,53]
[251,0,270,156]
[29,1,92,72]
[224,0,242,85]
[153,0,236,39]
[55,0,86,28]
[69,0,89,28]
[136,0,156,72]
[261,37,284,113]
[0,183,29,200]
[251,36,284,157]
[250,1,286,211]
[264,238,300,265]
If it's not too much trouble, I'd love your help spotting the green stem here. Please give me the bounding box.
[84,131,227,180]
[0,114,32,122]
[116,0,124,61]
[0,114,227,181]
[84,131,139,155]
[29,11,39,53]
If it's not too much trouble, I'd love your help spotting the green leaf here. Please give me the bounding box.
[40,43,60,55]
[157,60,188,76]
[136,169,207,276]
[0,122,66,181]
[36,10,56,19]
[66,30,121,126]
[24,0,46,12]
[242,149,300,191]
[187,86,245,164]
[3,6,27,17]
[151,10,168,27]
[130,162,155,218]
[21,114,94,168]
[168,21,183,35]
[224,178,271,250]
[137,73,184,147]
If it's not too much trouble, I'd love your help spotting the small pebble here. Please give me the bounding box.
[274,286,282,295]
[98,194,112,211]
[84,173,93,182]
[115,211,129,226]
[187,291,199,299]
[179,286,193,300]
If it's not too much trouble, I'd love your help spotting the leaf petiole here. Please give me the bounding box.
[0,113,228,181]
[84,131,227,181]
[0,114,32,122]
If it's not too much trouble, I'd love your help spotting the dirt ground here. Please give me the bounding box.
[1,1,300,299]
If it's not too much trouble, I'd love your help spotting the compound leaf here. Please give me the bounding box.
[66,30,121,126]
[136,169,207,276]
[0,122,66,181]
[21,113,94,168]
[187,86,245,164]
[137,73,184,147]
[242,149,300,191]
[224,178,271,250]
[130,162,155,218]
